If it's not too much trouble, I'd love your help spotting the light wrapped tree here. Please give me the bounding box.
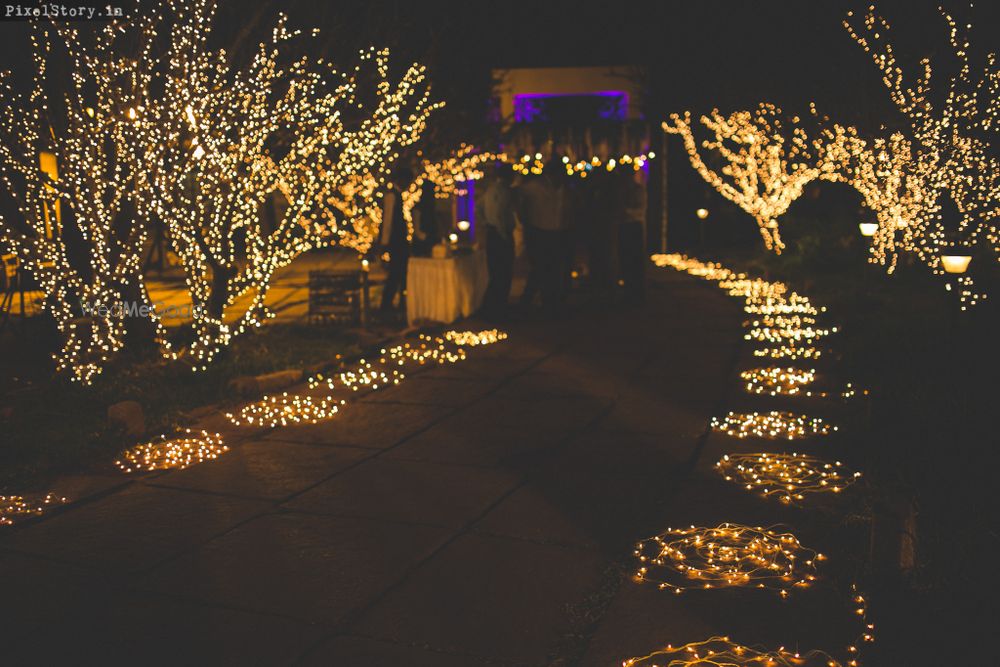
[313,47,442,256]
[133,0,342,367]
[845,5,1000,306]
[844,132,937,273]
[663,104,846,253]
[136,1,439,368]
[399,145,501,234]
[0,22,161,383]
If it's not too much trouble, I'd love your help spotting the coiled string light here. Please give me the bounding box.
[1,493,67,526]
[116,430,228,472]
[716,453,862,505]
[634,523,824,597]
[711,411,836,440]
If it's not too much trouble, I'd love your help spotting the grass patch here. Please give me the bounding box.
[0,321,358,490]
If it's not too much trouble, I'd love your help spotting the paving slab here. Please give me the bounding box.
[491,370,620,401]
[360,375,500,408]
[443,394,611,437]
[2,586,321,666]
[262,401,453,449]
[282,458,519,528]
[298,634,507,667]
[581,577,864,667]
[384,421,560,468]
[151,439,372,500]
[0,552,101,642]
[352,532,604,664]
[0,484,269,573]
[470,484,602,551]
[141,511,451,625]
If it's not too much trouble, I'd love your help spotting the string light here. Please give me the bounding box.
[843,5,998,307]
[651,254,829,362]
[622,584,873,666]
[1,493,67,526]
[229,330,506,426]
[134,1,441,365]
[508,151,656,178]
[622,636,845,667]
[741,367,816,396]
[0,20,168,383]
[662,104,852,252]
[442,328,509,346]
[116,430,228,472]
[753,345,822,360]
[711,411,836,440]
[226,393,343,427]
[634,523,823,597]
[716,453,862,505]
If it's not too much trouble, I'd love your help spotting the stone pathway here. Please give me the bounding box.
[1,267,855,665]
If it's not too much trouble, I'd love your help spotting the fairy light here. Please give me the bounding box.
[652,254,828,361]
[745,324,834,344]
[841,5,998,307]
[135,1,442,365]
[662,105,852,252]
[716,453,862,504]
[385,335,467,366]
[336,363,404,392]
[0,20,168,383]
[226,393,343,427]
[311,49,444,256]
[1,0,444,379]
[622,637,844,667]
[442,329,509,346]
[116,430,228,472]
[741,367,816,396]
[1,493,67,526]
[753,345,822,360]
[711,411,836,440]
[230,330,507,427]
[509,150,656,178]
[622,584,873,666]
[634,523,823,597]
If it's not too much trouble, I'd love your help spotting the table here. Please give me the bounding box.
[406,249,488,325]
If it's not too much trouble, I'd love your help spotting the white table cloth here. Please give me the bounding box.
[406,249,488,325]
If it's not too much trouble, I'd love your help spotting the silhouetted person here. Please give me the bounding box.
[585,169,617,296]
[379,166,413,313]
[516,161,567,309]
[477,167,516,320]
[411,179,438,256]
[618,170,647,300]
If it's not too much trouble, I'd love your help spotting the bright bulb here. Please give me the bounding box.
[941,255,971,274]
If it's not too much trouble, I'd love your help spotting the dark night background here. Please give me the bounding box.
[2,2,999,664]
